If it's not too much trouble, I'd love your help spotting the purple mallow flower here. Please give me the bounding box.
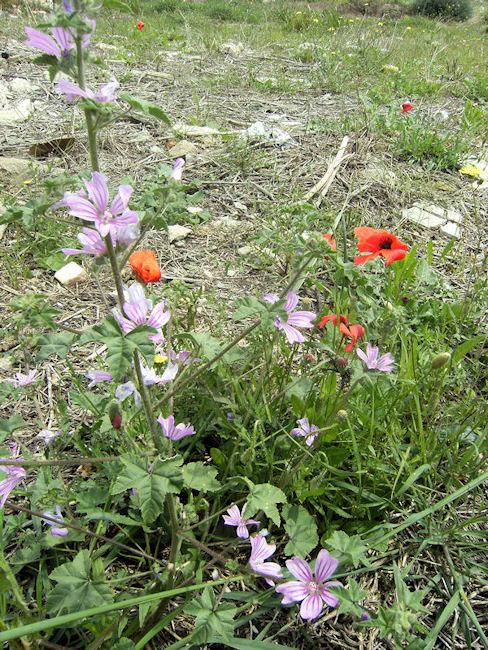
[290,417,319,447]
[86,370,113,388]
[55,172,138,239]
[5,369,36,387]
[157,414,195,441]
[249,533,283,586]
[0,444,26,509]
[222,503,260,539]
[357,343,395,372]
[56,77,119,104]
[169,350,201,365]
[25,20,95,59]
[169,158,185,181]
[64,0,74,11]
[263,292,315,344]
[113,283,170,345]
[275,550,342,620]
[140,362,178,386]
[62,227,113,257]
[42,505,68,537]
[115,381,141,409]
[37,429,63,445]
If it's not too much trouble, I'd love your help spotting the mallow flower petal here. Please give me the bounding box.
[314,550,338,583]
[83,172,109,214]
[286,557,313,583]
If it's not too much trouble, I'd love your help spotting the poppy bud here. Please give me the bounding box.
[386,302,393,312]
[108,400,122,429]
[337,409,348,420]
[334,357,349,370]
[432,352,451,370]
[401,296,410,304]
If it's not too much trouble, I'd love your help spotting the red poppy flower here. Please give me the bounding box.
[401,101,413,114]
[323,233,336,260]
[137,20,145,30]
[129,250,161,283]
[319,314,365,352]
[112,413,122,430]
[353,227,408,266]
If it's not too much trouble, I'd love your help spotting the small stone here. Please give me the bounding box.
[168,224,191,243]
[217,216,241,229]
[440,221,461,238]
[150,145,164,153]
[446,209,463,224]
[173,123,221,137]
[168,140,198,158]
[10,77,34,93]
[203,269,213,279]
[0,98,32,124]
[227,268,237,277]
[54,262,88,286]
[233,201,247,213]
[238,245,252,257]
[402,206,446,229]
[421,204,446,218]
[219,42,244,56]
[187,206,204,215]
[0,156,47,186]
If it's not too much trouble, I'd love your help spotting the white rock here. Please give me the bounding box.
[0,98,32,124]
[402,206,446,229]
[168,224,191,243]
[173,123,222,137]
[419,203,446,218]
[10,77,35,93]
[234,201,247,213]
[150,145,164,153]
[187,206,204,215]
[168,140,198,158]
[219,42,244,56]
[440,221,461,238]
[446,209,463,224]
[54,262,88,286]
[238,245,252,257]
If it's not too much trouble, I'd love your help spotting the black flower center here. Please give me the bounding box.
[378,236,393,250]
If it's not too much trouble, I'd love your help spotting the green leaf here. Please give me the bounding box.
[185,332,222,361]
[102,0,132,10]
[47,550,113,615]
[232,297,268,322]
[244,481,286,526]
[119,92,171,125]
[0,555,29,614]
[112,455,183,524]
[452,335,484,365]
[80,316,155,380]
[282,504,318,557]
[183,462,221,492]
[324,530,368,568]
[36,332,78,361]
[215,637,299,649]
[0,415,26,438]
[184,587,236,644]
[332,579,367,616]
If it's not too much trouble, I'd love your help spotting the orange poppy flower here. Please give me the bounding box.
[323,233,336,259]
[353,227,408,266]
[319,314,365,352]
[137,20,145,30]
[401,101,413,114]
[129,250,161,283]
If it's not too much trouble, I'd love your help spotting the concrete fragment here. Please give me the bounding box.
[54,262,88,286]
[168,224,191,243]
[402,206,446,229]
[440,221,461,239]
[168,140,198,158]
[10,77,35,93]
[173,124,222,137]
[0,98,32,124]
[446,209,463,224]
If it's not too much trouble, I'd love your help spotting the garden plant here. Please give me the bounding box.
[1,0,488,648]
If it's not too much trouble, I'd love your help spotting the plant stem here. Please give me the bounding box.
[132,349,163,453]
[75,35,99,173]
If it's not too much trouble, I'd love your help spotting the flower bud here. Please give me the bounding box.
[432,352,451,370]
[334,357,349,370]
[337,409,348,420]
[386,302,393,312]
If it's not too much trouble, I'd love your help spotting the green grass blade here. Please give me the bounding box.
[424,590,460,650]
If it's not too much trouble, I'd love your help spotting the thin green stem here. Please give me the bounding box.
[132,349,163,453]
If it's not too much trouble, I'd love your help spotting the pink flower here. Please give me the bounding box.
[249,533,283,586]
[169,158,185,181]
[290,417,319,447]
[222,503,260,539]
[42,505,68,537]
[62,227,112,257]
[0,444,26,509]
[56,172,138,238]
[37,429,63,445]
[5,369,36,387]
[113,283,170,345]
[275,550,343,620]
[25,20,95,59]
[85,370,113,388]
[56,77,119,104]
[357,343,395,372]
[157,414,195,441]
[263,292,316,344]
